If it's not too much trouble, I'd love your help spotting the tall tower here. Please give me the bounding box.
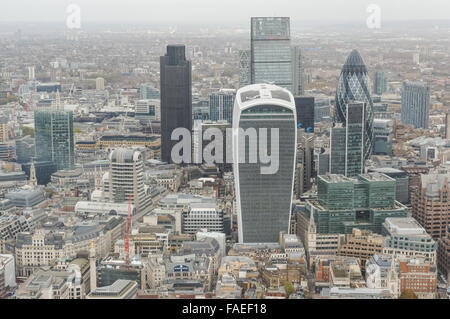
[330,102,365,177]
[335,50,374,160]
[160,45,192,163]
[233,84,297,243]
[34,109,74,170]
[401,81,430,129]
[89,240,97,292]
[251,17,292,91]
[105,148,150,212]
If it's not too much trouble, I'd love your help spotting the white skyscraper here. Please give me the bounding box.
[233,84,297,243]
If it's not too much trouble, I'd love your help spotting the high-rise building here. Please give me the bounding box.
[304,173,408,234]
[330,102,365,178]
[291,46,304,96]
[250,17,292,91]
[34,109,74,170]
[374,71,387,95]
[294,96,315,133]
[239,50,251,88]
[104,148,151,212]
[335,50,374,160]
[401,81,430,129]
[209,89,236,123]
[233,84,297,243]
[160,45,192,163]
[412,173,450,240]
[95,77,105,91]
[295,132,314,198]
[135,99,160,121]
[437,225,450,280]
[373,119,393,156]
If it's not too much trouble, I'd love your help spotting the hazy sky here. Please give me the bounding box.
[1,0,449,25]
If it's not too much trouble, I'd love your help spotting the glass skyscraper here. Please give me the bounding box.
[160,45,192,163]
[335,50,374,160]
[233,84,297,243]
[209,89,236,123]
[239,50,251,88]
[250,17,292,91]
[330,102,365,177]
[401,80,430,129]
[34,109,74,171]
[374,71,387,95]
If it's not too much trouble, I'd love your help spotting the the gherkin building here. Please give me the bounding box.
[334,49,374,159]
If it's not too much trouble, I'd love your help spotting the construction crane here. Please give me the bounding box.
[124,194,132,265]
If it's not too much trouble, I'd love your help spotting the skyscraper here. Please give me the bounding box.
[251,17,292,91]
[104,148,151,213]
[34,109,74,170]
[401,81,430,129]
[374,71,387,95]
[335,50,374,160]
[330,102,365,178]
[291,46,304,96]
[294,96,315,133]
[209,89,236,123]
[160,45,192,163]
[239,50,251,88]
[233,84,297,243]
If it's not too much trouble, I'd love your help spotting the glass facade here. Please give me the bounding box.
[401,81,430,129]
[251,17,292,91]
[335,50,374,160]
[209,90,236,123]
[235,100,296,243]
[34,110,74,171]
[239,50,251,88]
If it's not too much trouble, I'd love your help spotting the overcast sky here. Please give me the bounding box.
[1,0,449,25]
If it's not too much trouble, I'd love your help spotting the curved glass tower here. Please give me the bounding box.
[335,50,374,159]
[233,84,297,243]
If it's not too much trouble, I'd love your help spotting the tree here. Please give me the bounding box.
[284,281,295,298]
[399,289,418,299]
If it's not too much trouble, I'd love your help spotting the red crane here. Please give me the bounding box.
[124,194,132,265]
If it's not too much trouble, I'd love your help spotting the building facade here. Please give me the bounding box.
[401,81,430,129]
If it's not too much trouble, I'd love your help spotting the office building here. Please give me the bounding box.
[294,96,315,133]
[304,173,408,234]
[374,71,387,95]
[445,113,450,139]
[135,99,160,121]
[160,45,192,163]
[209,89,236,123]
[437,225,450,280]
[95,77,105,91]
[382,217,437,264]
[401,81,430,129]
[334,50,374,160]
[233,84,297,243]
[373,119,393,155]
[399,257,437,299]
[412,173,450,240]
[295,132,314,197]
[330,102,365,177]
[291,46,304,96]
[338,229,384,268]
[86,280,138,299]
[181,203,225,235]
[239,50,251,88]
[104,148,151,212]
[34,109,74,170]
[368,168,409,204]
[140,84,160,100]
[251,17,292,91]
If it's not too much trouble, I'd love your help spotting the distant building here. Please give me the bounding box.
[294,96,315,133]
[140,84,160,100]
[95,77,105,91]
[238,50,251,88]
[160,45,192,163]
[182,203,224,235]
[34,109,74,171]
[401,81,430,129]
[251,17,292,91]
[373,71,387,95]
[373,119,393,155]
[209,89,235,123]
[291,46,304,96]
